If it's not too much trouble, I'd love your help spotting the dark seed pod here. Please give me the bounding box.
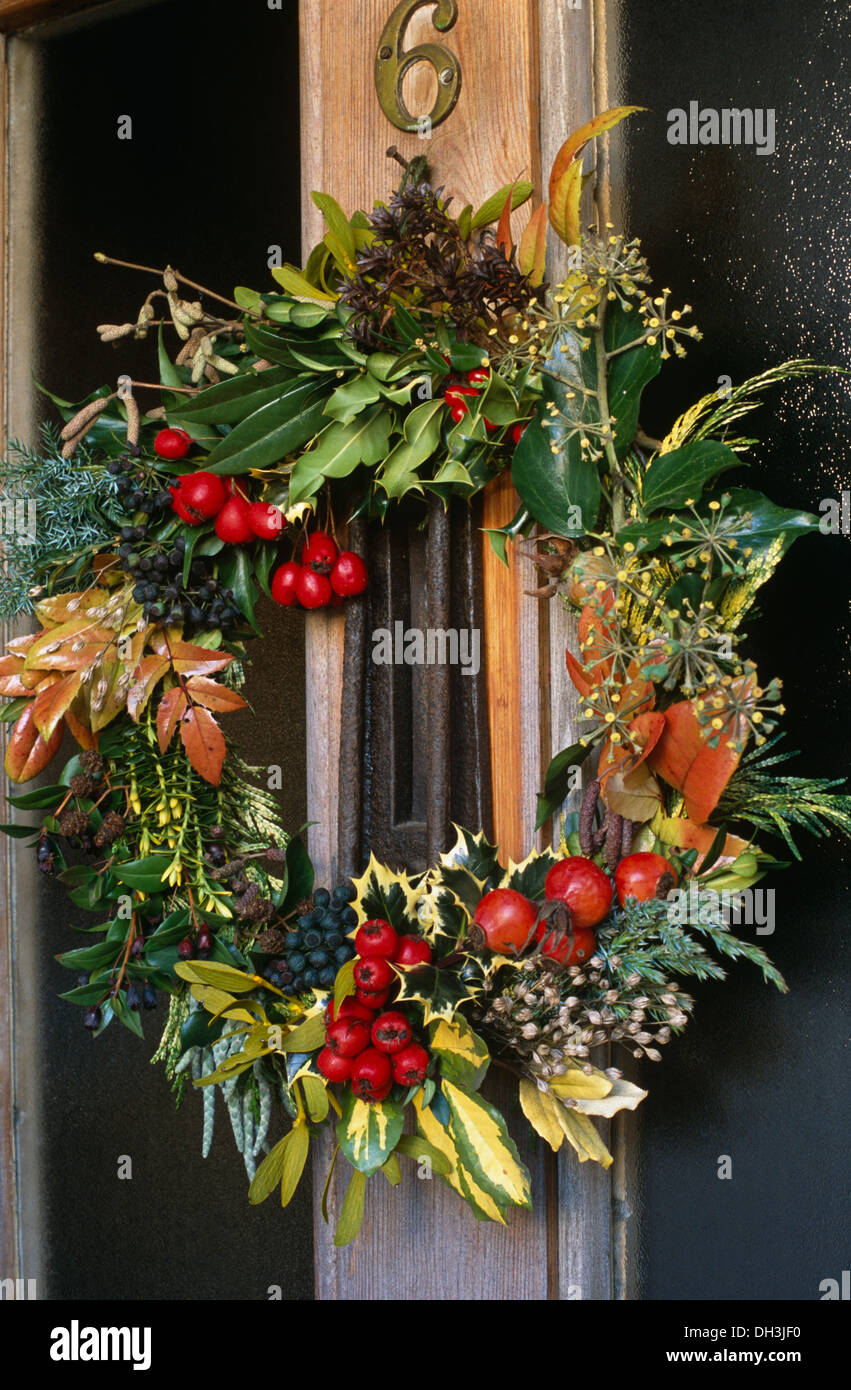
[83,1006,101,1031]
[142,983,158,1010]
[579,780,601,857]
[604,812,624,874]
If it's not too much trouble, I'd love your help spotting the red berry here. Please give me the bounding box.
[295,568,332,609]
[330,551,368,598]
[317,1047,353,1083]
[170,489,198,525]
[466,367,491,386]
[154,427,192,460]
[393,935,432,967]
[270,561,301,607]
[450,403,468,424]
[614,852,678,905]
[354,919,398,959]
[196,928,213,958]
[392,1042,430,1086]
[302,531,338,570]
[474,888,537,954]
[353,956,394,992]
[370,1010,413,1055]
[535,921,596,966]
[247,501,286,540]
[214,495,254,543]
[355,986,391,1009]
[174,471,227,520]
[512,421,529,445]
[177,937,194,960]
[324,996,374,1026]
[325,1017,371,1058]
[444,384,479,408]
[350,1048,392,1102]
[544,857,613,930]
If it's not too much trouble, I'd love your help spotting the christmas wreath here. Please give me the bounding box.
[2,109,849,1244]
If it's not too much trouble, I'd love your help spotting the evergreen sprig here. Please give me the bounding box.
[717,737,851,859]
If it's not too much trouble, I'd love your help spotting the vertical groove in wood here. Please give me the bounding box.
[424,497,450,863]
[337,517,368,881]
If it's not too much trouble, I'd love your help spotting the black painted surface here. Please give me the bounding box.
[26,0,312,1299]
[609,0,850,1300]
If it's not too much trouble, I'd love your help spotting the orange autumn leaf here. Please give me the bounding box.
[33,671,82,742]
[655,816,752,873]
[647,700,741,826]
[127,655,171,723]
[4,702,65,782]
[0,654,30,697]
[598,710,666,790]
[548,107,645,245]
[157,686,188,754]
[565,647,593,698]
[180,705,226,785]
[517,202,548,285]
[64,704,97,750]
[185,677,248,714]
[496,179,518,256]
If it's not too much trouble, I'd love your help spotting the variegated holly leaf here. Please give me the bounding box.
[437,824,501,885]
[428,862,486,918]
[422,885,470,957]
[349,854,424,930]
[337,1090,404,1175]
[501,845,559,901]
[395,963,474,1025]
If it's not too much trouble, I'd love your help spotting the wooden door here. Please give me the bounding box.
[300,0,630,1301]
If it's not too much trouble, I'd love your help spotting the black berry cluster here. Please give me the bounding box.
[107,452,174,516]
[263,883,357,994]
[117,531,240,630]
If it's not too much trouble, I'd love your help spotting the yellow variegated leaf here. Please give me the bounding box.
[413,1093,506,1224]
[548,1066,613,1101]
[280,1121,310,1207]
[442,1079,532,1210]
[553,1102,613,1168]
[518,1078,564,1153]
[381,1154,402,1186]
[572,1076,648,1118]
[300,1074,329,1124]
[337,1094,404,1174]
[279,1010,326,1053]
[176,961,279,995]
[429,1016,489,1090]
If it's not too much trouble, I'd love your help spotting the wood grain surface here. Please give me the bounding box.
[0,0,113,32]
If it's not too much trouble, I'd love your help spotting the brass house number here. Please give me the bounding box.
[375,0,462,133]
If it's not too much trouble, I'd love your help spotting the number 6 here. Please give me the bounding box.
[375,0,462,133]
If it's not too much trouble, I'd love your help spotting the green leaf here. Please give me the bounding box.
[429,1016,490,1091]
[321,1144,340,1222]
[607,305,661,457]
[0,697,31,724]
[641,440,742,514]
[7,783,67,809]
[381,1153,402,1186]
[512,377,600,536]
[174,960,265,994]
[280,1011,326,1053]
[217,546,258,630]
[113,855,171,891]
[0,823,38,839]
[471,181,533,229]
[249,1134,290,1205]
[442,1079,532,1210]
[323,373,381,424]
[457,204,473,240]
[56,941,116,971]
[280,1121,310,1206]
[395,963,472,1025]
[535,742,587,829]
[311,192,357,265]
[334,1167,367,1246]
[333,957,357,1012]
[233,285,264,313]
[270,264,337,302]
[337,1091,405,1175]
[288,406,393,505]
[377,398,444,499]
[393,1133,452,1176]
[300,1074,329,1124]
[278,835,315,916]
[111,990,144,1037]
[175,366,292,424]
[204,378,330,475]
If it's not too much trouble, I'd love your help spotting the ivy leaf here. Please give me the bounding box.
[511,375,600,536]
[641,440,742,514]
[180,705,226,785]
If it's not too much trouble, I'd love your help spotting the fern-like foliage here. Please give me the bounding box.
[717,737,851,859]
[0,426,121,619]
[661,359,838,455]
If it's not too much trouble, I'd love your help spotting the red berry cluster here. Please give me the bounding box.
[316,919,432,1103]
[270,531,367,611]
[156,431,288,545]
[441,367,529,445]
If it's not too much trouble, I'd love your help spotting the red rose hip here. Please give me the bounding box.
[474,888,537,954]
[535,922,596,966]
[544,856,613,930]
[614,852,678,906]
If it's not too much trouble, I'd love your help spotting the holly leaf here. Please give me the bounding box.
[395,963,473,1025]
[349,854,423,930]
[412,1090,507,1223]
[180,704,226,785]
